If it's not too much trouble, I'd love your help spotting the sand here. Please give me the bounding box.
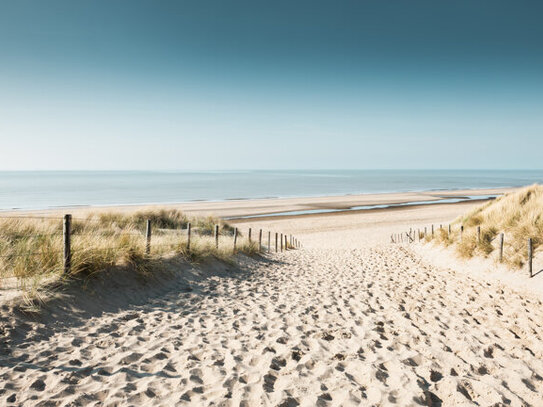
[2,187,515,220]
[2,188,543,406]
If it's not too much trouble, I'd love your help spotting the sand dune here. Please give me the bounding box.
[2,195,543,406]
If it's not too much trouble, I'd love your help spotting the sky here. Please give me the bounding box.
[0,0,542,170]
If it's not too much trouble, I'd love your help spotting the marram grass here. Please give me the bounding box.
[0,209,257,284]
[431,184,543,268]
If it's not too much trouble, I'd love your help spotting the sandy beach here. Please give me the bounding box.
[2,187,543,406]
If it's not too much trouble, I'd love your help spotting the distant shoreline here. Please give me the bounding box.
[0,186,517,219]
[0,169,540,212]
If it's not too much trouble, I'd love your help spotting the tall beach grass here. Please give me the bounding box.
[0,209,256,285]
[432,185,543,268]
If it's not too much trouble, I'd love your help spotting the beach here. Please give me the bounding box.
[2,187,543,406]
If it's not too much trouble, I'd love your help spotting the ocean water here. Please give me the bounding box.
[0,170,542,211]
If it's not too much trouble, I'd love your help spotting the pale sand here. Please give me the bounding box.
[2,188,543,406]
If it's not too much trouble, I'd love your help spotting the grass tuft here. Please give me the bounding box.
[0,209,268,291]
[431,185,543,268]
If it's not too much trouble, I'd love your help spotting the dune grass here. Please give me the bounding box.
[0,209,260,285]
[431,184,543,268]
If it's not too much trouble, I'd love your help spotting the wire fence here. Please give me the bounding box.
[0,214,303,281]
[391,223,541,278]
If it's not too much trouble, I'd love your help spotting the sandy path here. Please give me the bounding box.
[2,243,543,406]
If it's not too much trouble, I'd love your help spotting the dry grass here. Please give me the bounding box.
[431,184,543,267]
[0,210,264,286]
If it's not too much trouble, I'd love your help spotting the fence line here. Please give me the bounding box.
[391,223,540,278]
[0,214,304,279]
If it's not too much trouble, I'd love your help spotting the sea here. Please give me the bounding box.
[0,170,542,211]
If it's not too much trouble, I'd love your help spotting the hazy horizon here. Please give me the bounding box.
[1,1,542,170]
[0,169,541,210]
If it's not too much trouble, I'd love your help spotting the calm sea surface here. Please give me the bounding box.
[0,170,542,211]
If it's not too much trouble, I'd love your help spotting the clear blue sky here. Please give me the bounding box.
[1,1,542,170]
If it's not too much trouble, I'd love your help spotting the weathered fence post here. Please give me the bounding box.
[63,214,72,274]
[460,225,464,242]
[285,235,288,250]
[248,228,252,243]
[145,219,152,255]
[528,238,533,277]
[233,227,238,254]
[215,224,219,248]
[424,227,427,238]
[275,232,278,252]
[258,229,262,252]
[448,224,451,237]
[280,233,283,252]
[268,231,271,253]
[499,233,504,262]
[187,222,191,252]
[477,226,481,244]
[431,224,434,238]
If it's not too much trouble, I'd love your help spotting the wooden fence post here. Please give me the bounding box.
[268,231,271,253]
[477,226,481,244]
[233,227,238,254]
[145,219,152,255]
[248,228,252,243]
[499,233,504,262]
[460,225,464,242]
[63,214,72,274]
[275,232,278,252]
[528,238,533,277]
[258,229,262,252]
[448,224,451,237]
[215,224,219,248]
[187,222,191,252]
[285,235,288,250]
[280,233,283,252]
[431,224,434,238]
